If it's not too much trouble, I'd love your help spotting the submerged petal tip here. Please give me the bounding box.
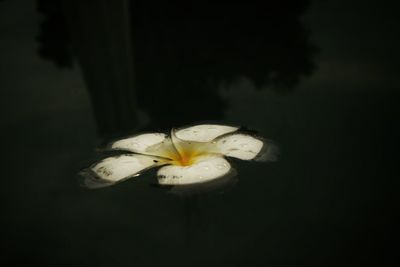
[80,154,160,188]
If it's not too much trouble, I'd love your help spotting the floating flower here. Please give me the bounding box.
[80,124,277,191]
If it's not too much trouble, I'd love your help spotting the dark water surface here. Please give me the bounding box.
[1,1,398,266]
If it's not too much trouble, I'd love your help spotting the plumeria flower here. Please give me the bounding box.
[80,124,277,191]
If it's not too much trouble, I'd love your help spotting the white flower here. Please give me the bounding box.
[81,124,277,189]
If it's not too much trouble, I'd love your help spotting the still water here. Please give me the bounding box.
[1,0,398,266]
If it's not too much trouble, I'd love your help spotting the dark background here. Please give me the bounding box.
[0,0,399,266]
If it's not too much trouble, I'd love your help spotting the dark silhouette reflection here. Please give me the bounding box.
[36,0,317,135]
[131,1,317,129]
[36,0,73,67]
[36,0,138,137]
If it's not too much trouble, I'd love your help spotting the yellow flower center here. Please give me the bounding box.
[145,132,218,167]
[164,144,205,166]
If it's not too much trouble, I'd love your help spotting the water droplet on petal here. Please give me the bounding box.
[203,166,210,171]
[131,142,139,148]
[216,163,227,170]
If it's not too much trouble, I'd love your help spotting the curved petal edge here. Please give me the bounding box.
[175,124,238,142]
[80,154,159,188]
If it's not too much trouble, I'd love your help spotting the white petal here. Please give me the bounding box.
[110,133,166,154]
[175,124,238,142]
[157,156,231,185]
[81,154,158,188]
[215,133,264,160]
